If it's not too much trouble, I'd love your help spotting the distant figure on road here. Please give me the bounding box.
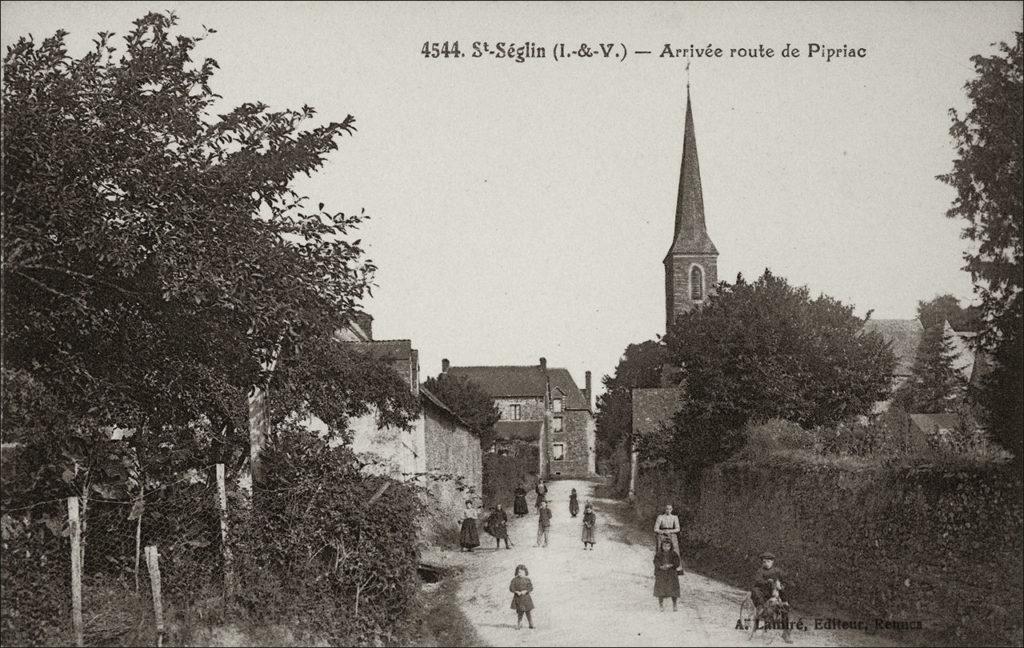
[534,479,548,509]
[654,504,680,556]
[459,499,480,552]
[653,537,681,611]
[485,504,512,550]
[509,564,535,630]
[535,500,552,547]
[581,501,597,550]
[513,483,529,516]
[569,488,579,517]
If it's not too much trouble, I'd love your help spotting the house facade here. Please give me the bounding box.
[303,314,482,536]
[443,357,596,479]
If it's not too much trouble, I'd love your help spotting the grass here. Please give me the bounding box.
[394,575,482,647]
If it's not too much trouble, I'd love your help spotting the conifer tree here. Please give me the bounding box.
[895,323,967,413]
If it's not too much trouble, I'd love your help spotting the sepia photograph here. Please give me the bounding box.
[1,2,1022,646]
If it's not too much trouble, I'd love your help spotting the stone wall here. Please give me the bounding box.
[634,460,1024,645]
[421,403,482,541]
[494,397,545,421]
[548,409,592,478]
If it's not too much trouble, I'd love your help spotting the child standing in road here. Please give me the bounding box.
[535,500,552,547]
[509,564,535,629]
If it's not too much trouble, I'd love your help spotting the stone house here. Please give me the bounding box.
[442,357,596,479]
[303,314,483,536]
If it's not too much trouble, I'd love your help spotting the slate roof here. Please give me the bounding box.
[908,413,962,436]
[494,421,543,442]
[666,90,718,258]
[446,365,590,410]
[862,319,922,376]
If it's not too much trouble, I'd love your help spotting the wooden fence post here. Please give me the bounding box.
[145,545,164,647]
[215,464,233,596]
[68,497,84,648]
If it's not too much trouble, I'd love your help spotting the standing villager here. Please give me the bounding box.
[653,538,681,611]
[569,488,579,517]
[534,479,548,509]
[654,503,681,556]
[535,500,552,547]
[459,499,480,552]
[486,504,512,549]
[581,502,597,550]
[513,483,529,516]
[509,564,535,630]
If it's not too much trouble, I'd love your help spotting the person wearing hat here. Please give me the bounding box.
[750,551,792,643]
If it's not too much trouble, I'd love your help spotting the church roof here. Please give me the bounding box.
[666,88,718,259]
[862,319,922,376]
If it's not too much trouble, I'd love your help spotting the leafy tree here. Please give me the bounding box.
[1,13,416,485]
[939,31,1023,460]
[661,270,895,475]
[894,323,967,413]
[594,340,667,459]
[422,374,501,450]
[917,294,981,331]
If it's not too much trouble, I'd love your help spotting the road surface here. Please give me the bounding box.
[424,479,899,647]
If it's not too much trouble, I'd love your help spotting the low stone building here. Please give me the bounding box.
[443,357,595,479]
[304,314,482,538]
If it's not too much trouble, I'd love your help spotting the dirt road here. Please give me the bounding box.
[427,479,898,647]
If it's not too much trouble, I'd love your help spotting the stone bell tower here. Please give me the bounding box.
[664,86,718,333]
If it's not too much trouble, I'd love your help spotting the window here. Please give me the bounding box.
[510,404,521,420]
[552,443,565,461]
[552,398,562,413]
[552,417,563,432]
[690,265,705,301]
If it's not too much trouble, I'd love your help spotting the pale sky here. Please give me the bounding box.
[3,1,1022,396]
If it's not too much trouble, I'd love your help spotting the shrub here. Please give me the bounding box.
[228,428,423,645]
[482,447,536,509]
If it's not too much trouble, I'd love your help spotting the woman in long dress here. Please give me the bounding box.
[653,537,681,610]
[569,488,580,517]
[459,500,480,552]
[513,484,529,516]
[581,502,596,550]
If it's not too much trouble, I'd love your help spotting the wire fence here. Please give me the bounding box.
[1,466,230,647]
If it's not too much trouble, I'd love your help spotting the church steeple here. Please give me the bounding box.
[666,88,718,259]
[664,86,719,332]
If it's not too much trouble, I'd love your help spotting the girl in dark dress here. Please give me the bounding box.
[509,564,535,629]
[459,500,480,552]
[569,488,579,517]
[513,484,529,516]
[485,504,512,549]
[581,502,596,549]
[653,538,681,611]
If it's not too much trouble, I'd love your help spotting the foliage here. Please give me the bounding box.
[1,12,416,487]
[917,294,981,331]
[939,31,1023,461]
[660,270,896,475]
[422,374,500,450]
[894,323,968,413]
[482,449,536,508]
[229,425,423,644]
[594,340,667,458]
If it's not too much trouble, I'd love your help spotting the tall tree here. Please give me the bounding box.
[422,374,501,451]
[894,323,967,413]
[939,31,1023,460]
[917,294,981,331]
[594,340,667,459]
[660,270,895,475]
[1,13,417,484]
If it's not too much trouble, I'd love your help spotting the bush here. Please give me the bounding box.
[228,428,423,645]
[482,445,536,508]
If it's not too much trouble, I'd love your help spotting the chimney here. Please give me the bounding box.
[584,371,592,409]
[539,357,547,372]
[442,358,450,373]
[352,312,374,340]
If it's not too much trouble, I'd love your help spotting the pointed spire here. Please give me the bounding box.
[667,86,718,258]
